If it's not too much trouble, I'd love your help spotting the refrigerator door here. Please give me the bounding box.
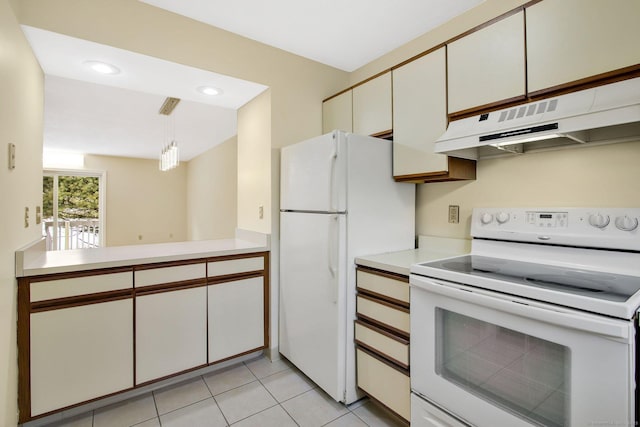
[281,131,347,213]
[279,211,347,402]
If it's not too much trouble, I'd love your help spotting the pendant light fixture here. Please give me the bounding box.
[159,97,180,171]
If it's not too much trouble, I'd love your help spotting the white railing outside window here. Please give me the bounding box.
[44,219,101,250]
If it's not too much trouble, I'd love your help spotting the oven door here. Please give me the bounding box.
[410,275,636,427]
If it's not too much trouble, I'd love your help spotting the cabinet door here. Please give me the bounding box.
[526,0,640,93]
[353,71,392,136]
[448,11,525,114]
[208,277,264,363]
[30,299,133,416]
[393,47,448,176]
[323,90,352,133]
[136,287,207,384]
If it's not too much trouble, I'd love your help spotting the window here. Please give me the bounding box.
[43,171,105,250]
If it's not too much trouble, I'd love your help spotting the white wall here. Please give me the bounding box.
[237,90,272,234]
[186,137,237,240]
[0,1,44,424]
[83,155,188,246]
[417,141,640,238]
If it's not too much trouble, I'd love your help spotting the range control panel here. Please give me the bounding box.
[472,208,640,251]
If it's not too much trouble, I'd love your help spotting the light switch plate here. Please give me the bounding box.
[448,205,460,224]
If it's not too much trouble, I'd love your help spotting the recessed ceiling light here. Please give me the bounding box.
[83,60,121,75]
[197,86,223,96]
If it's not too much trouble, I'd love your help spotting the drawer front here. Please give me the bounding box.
[30,271,132,302]
[357,295,410,335]
[355,321,409,368]
[357,269,409,304]
[208,256,264,277]
[357,348,410,421]
[135,263,205,287]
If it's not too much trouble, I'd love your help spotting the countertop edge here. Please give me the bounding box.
[16,233,270,277]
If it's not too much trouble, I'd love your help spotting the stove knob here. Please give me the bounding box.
[588,213,610,229]
[615,215,639,232]
[496,212,510,224]
[480,213,494,225]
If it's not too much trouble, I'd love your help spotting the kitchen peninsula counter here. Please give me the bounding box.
[16,229,269,277]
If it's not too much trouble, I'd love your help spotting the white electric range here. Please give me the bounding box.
[410,207,640,427]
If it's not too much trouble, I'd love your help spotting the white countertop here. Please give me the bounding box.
[16,230,269,277]
[355,236,470,276]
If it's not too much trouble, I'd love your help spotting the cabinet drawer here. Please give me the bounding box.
[357,348,410,421]
[208,256,264,277]
[135,263,205,287]
[355,320,409,368]
[356,269,409,304]
[356,295,409,336]
[30,271,132,302]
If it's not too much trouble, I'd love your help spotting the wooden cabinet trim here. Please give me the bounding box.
[357,313,409,339]
[394,157,476,183]
[357,293,409,313]
[27,266,133,283]
[30,289,134,313]
[207,271,264,285]
[357,388,410,425]
[355,319,409,345]
[133,258,207,271]
[17,278,31,423]
[357,266,408,283]
[357,288,409,309]
[206,251,269,264]
[357,345,409,376]
[355,340,409,371]
[134,278,208,296]
[528,65,640,100]
[448,94,527,121]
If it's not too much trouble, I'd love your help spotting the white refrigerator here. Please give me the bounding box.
[279,130,415,404]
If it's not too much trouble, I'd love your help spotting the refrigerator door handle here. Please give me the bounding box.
[328,215,339,302]
[329,141,338,212]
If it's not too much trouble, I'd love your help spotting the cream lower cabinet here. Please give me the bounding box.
[208,276,265,363]
[355,266,410,422]
[526,0,640,94]
[30,298,134,417]
[135,287,208,384]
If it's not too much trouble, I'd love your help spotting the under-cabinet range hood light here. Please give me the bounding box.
[435,77,640,160]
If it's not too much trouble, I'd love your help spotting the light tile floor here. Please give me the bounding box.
[41,356,407,427]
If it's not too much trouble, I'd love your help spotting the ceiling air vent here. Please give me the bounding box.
[498,99,559,122]
[159,97,181,115]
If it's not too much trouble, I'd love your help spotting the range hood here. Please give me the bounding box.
[435,77,640,160]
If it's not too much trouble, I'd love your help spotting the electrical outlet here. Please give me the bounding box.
[259,205,264,219]
[24,207,29,228]
[448,205,460,224]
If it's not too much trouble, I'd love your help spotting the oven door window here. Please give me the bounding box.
[435,309,570,427]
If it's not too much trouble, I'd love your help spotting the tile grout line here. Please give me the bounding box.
[201,373,231,426]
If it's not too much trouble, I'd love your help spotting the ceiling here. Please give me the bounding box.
[140,0,484,72]
[23,0,484,162]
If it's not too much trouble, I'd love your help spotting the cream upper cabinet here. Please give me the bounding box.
[322,90,352,133]
[353,71,392,136]
[393,47,448,176]
[447,11,526,114]
[526,0,640,93]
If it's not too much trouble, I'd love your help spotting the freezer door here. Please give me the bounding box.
[279,211,347,402]
[281,131,347,212]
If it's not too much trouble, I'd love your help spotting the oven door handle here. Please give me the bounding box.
[412,277,630,340]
